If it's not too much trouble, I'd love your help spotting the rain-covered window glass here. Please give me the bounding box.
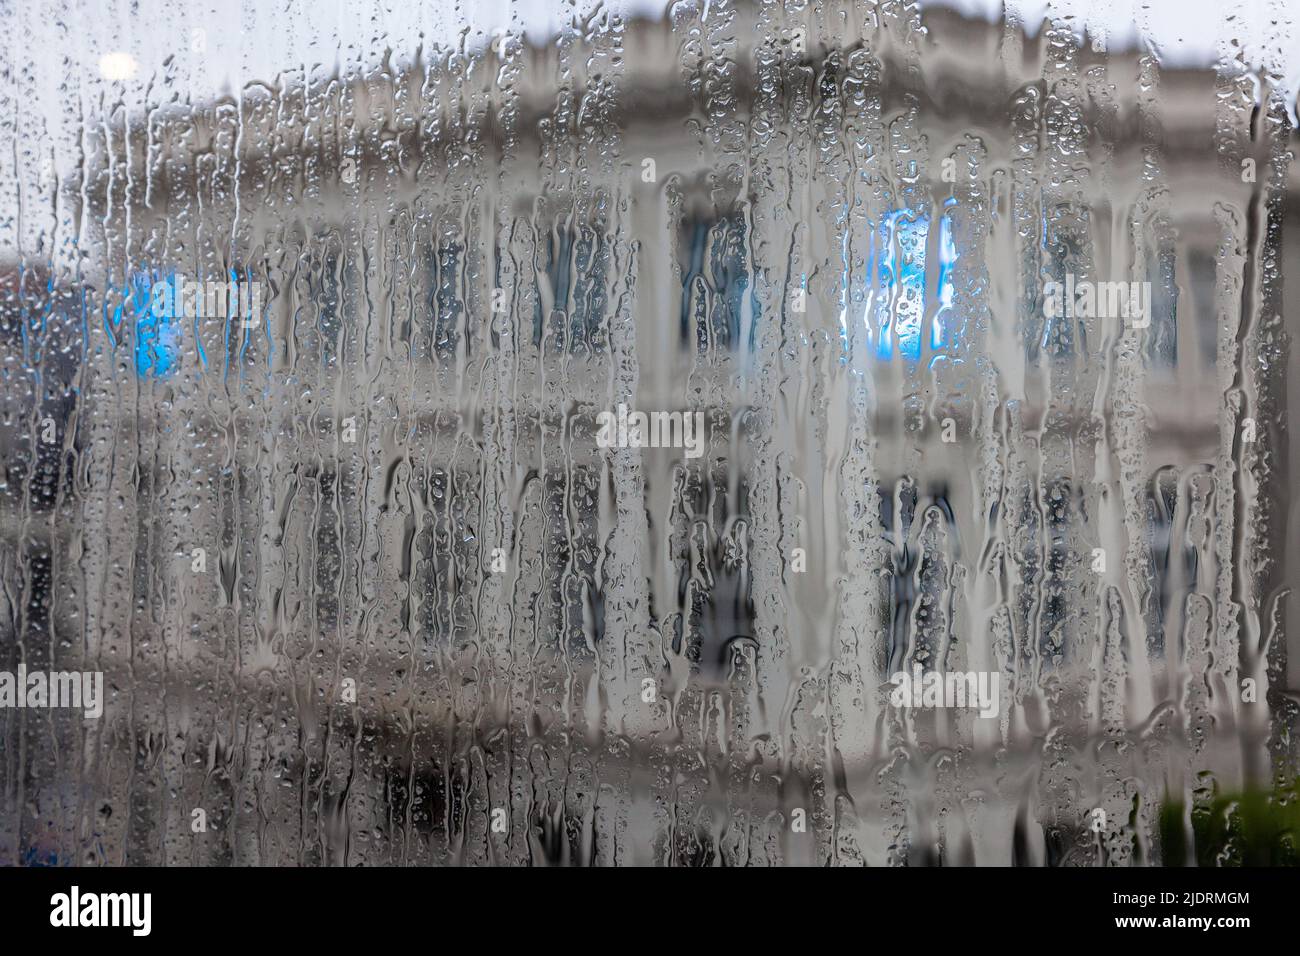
[0,0,1297,872]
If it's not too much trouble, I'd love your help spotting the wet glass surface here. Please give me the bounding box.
[1,0,1298,866]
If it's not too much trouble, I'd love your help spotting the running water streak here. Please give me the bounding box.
[0,0,1296,866]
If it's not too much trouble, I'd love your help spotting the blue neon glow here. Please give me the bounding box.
[931,200,958,354]
[123,271,182,379]
[837,204,959,365]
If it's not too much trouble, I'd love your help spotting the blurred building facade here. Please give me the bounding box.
[2,2,1298,866]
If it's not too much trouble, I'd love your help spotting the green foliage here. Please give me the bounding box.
[1160,785,1300,866]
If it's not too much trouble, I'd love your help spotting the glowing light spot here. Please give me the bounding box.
[98,52,137,81]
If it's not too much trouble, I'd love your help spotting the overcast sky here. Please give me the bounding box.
[9,0,1299,151]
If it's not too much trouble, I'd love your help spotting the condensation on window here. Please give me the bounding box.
[0,0,1297,867]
